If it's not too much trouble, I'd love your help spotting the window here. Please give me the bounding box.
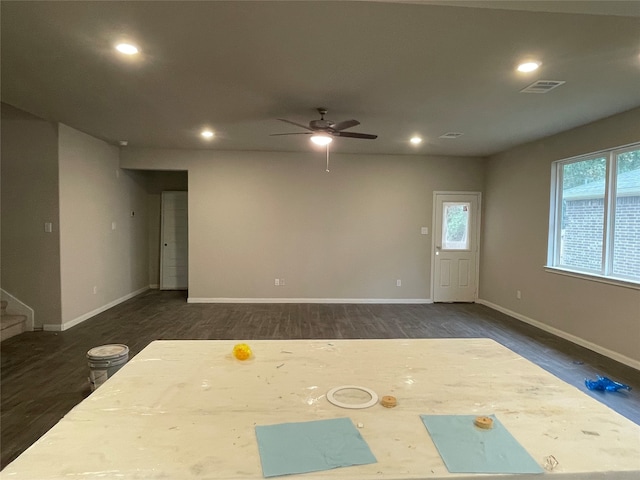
[548,144,640,284]
[442,202,470,250]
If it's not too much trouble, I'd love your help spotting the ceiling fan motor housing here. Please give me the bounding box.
[310,119,334,130]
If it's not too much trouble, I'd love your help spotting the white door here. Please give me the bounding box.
[160,191,188,290]
[432,192,480,302]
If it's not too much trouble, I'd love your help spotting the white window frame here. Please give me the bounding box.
[546,142,640,289]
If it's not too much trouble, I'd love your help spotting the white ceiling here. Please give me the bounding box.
[2,1,639,157]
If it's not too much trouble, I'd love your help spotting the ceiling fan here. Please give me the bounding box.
[271,108,377,141]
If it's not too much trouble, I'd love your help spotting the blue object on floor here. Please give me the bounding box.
[585,375,631,392]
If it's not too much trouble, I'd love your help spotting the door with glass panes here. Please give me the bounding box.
[432,192,481,302]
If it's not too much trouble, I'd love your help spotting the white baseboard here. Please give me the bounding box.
[44,286,150,332]
[188,297,433,304]
[149,284,159,289]
[1,289,35,331]
[477,298,640,371]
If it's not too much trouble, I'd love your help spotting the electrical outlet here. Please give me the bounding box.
[93,286,97,294]
[280,278,285,286]
[516,290,522,299]
[274,278,280,286]
[396,279,402,287]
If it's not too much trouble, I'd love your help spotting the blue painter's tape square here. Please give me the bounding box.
[255,417,376,477]
[420,414,543,474]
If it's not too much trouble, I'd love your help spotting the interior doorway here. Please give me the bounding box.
[160,191,188,290]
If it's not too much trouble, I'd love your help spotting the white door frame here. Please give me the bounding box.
[430,191,482,302]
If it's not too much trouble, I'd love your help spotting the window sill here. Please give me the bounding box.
[544,267,640,290]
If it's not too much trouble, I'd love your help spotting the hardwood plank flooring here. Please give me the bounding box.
[1,290,639,469]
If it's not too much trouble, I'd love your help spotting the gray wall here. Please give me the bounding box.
[481,107,640,365]
[1,107,188,328]
[1,104,62,327]
[121,149,485,300]
[58,124,150,326]
[4,102,637,366]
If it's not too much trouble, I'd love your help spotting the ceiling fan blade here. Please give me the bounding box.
[277,118,313,131]
[269,132,312,136]
[334,131,378,140]
[333,119,360,131]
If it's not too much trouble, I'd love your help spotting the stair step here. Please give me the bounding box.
[1,313,27,342]
[2,313,25,327]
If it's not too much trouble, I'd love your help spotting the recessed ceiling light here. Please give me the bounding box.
[115,43,139,55]
[517,61,540,73]
[310,134,332,146]
[410,136,422,145]
[201,130,214,139]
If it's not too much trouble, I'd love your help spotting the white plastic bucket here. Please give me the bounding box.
[87,344,129,391]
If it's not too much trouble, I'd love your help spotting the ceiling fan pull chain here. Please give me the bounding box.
[326,144,330,173]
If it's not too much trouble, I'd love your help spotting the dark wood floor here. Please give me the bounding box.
[1,289,639,469]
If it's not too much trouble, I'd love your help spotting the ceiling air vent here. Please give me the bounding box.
[520,80,566,94]
[439,132,464,139]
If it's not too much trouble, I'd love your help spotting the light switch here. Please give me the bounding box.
[111,221,117,230]
[44,222,52,233]
[421,227,428,235]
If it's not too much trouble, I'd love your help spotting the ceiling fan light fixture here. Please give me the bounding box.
[310,134,332,146]
[410,136,423,145]
[201,129,214,139]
